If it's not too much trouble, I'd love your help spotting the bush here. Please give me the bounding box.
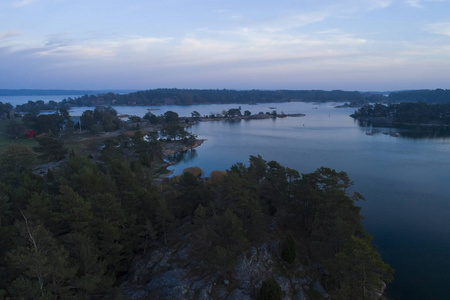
[260,278,282,300]
[183,167,202,178]
[208,170,227,183]
[281,234,296,264]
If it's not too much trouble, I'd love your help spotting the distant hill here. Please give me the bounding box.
[59,89,383,106]
[0,89,136,96]
[388,89,450,104]
[3,88,450,106]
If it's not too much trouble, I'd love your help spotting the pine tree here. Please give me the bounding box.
[7,212,77,299]
[33,132,68,162]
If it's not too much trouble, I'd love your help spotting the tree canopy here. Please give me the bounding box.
[0,133,393,299]
[351,102,450,126]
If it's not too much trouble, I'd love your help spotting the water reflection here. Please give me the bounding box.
[226,119,243,125]
[166,149,198,164]
[396,127,450,139]
[356,120,450,139]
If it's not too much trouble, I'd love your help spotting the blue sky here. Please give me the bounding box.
[1,0,450,91]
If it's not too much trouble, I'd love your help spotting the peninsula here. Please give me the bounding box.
[350,102,450,127]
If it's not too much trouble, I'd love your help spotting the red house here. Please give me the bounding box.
[23,129,38,139]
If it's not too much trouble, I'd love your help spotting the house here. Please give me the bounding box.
[23,129,38,139]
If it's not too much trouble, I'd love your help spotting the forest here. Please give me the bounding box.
[38,89,377,108]
[387,89,450,104]
[351,102,450,126]
[0,99,394,299]
[6,89,450,114]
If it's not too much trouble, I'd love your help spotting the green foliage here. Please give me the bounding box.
[191,111,201,118]
[208,170,227,183]
[62,89,373,106]
[33,133,67,161]
[249,154,266,184]
[94,106,120,132]
[281,234,296,264]
[161,122,189,140]
[227,108,242,117]
[5,119,24,139]
[143,112,159,124]
[37,113,64,135]
[22,113,38,130]
[183,166,202,178]
[7,215,77,299]
[156,198,174,247]
[80,110,96,130]
[0,142,393,300]
[335,234,394,299]
[63,119,75,137]
[0,101,13,117]
[14,100,68,115]
[163,111,179,123]
[0,144,35,172]
[388,88,450,104]
[352,102,450,126]
[80,107,120,133]
[260,278,282,300]
[208,209,248,267]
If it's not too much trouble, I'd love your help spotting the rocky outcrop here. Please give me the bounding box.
[122,243,329,300]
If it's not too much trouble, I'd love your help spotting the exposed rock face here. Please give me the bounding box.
[312,280,329,299]
[122,243,328,300]
[234,243,275,291]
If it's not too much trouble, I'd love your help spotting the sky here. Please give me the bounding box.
[1,0,450,91]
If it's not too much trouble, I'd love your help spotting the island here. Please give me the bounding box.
[0,99,393,300]
[350,102,450,127]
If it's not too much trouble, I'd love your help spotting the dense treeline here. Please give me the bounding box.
[58,89,378,107]
[351,102,450,125]
[0,89,133,97]
[0,127,393,300]
[15,101,69,115]
[3,89,450,112]
[388,89,450,104]
[0,102,13,117]
[2,101,195,148]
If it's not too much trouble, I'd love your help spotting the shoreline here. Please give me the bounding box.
[351,116,450,128]
[161,139,206,157]
[191,113,305,122]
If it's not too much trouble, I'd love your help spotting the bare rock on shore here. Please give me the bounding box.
[122,242,325,300]
[162,139,205,157]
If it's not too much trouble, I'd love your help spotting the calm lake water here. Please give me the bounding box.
[5,97,450,299]
[166,102,450,300]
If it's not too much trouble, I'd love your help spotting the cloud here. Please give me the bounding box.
[367,0,393,9]
[148,27,369,72]
[404,0,422,7]
[10,0,37,8]
[337,0,392,10]
[2,33,173,63]
[425,22,450,36]
[36,44,115,59]
[405,0,450,7]
[260,10,332,32]
[115,37,173,50]
[0,30,20,39]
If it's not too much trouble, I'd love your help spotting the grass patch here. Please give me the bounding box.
[0,119,36,154]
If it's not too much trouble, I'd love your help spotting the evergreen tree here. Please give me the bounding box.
[335,235,394,299]
[260,278,282,300]
[7,212,77,299]
[33,133,67,161]
[281,234,296,264]
[0,144,35,172]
